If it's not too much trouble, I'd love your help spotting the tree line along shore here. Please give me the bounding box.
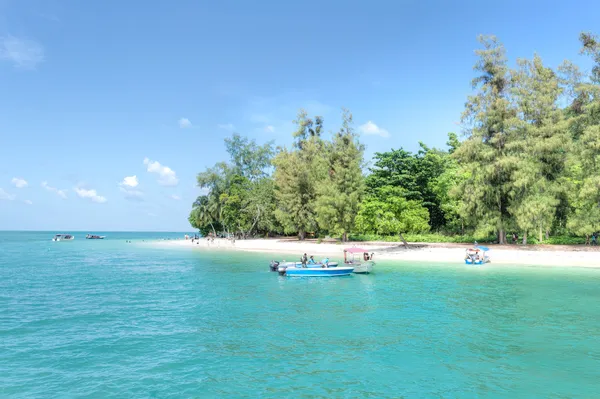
[189,32,600,246]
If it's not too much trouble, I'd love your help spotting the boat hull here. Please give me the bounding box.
[284,266,353,277]
[349,261,375,274]
[465,258,490,265]
[270,261,338,272]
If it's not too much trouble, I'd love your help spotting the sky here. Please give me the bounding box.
[0,0,599,231]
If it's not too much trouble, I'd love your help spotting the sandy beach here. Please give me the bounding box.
[149,237,600,268]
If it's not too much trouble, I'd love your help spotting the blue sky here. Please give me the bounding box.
[0,0,598,231]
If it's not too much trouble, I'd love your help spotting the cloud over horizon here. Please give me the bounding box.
[143,158,179,186]
[0,188,16,201]
[41,181,68,199]
[119,175,139,188]
[11,177,28,188]
[179,118,192,128]
[74,187,107,203]
[358,121,390,138]
[0,35,44,69]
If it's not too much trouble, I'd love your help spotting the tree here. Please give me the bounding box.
[355,186,430,236]
[454,35,518,244]
[508,54,568,244]
[316,109,365,241]
[272,110,326,239]
[190,133,277,238]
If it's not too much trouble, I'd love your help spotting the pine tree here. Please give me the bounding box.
[509,54,568,244]
[315,109,365,241]
[454,35,518,244]
[272,110,326,239]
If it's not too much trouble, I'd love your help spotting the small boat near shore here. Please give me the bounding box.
[52,234,74,241]
[343,247,375,274]
[269,260,339,272]
[86,234,106,239]
[465,246,490,265]
[282,266,354,277]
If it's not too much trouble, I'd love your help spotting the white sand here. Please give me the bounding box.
[149,237,600,268]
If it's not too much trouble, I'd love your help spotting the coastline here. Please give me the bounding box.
[147,237,600,268]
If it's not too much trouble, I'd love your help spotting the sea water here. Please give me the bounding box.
[1,231,600,398]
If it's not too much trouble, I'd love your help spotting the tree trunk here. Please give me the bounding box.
[299,230,306,240]
[209,222,217,238]
[342,231,347,242]
[546,230,550,240]
[398,233,409,249]
[522,231,527,245]
[539,227,543,244]
[586,234,590,246]
[498,228,506,245]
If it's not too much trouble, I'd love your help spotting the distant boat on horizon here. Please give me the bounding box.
[86,234,106,239]
[52,234,74,241]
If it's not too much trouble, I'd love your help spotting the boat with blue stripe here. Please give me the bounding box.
[283,266,354,277]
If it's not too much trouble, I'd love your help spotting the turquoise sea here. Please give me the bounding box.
[1,231,600,398]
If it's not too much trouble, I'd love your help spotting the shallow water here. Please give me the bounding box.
[1,232,600,398]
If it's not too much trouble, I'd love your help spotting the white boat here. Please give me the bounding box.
[343,247,375,274]
[52,234,74,241]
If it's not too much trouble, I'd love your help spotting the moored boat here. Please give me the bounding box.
[465,246,490,265]
[86,234,106,239]
[343,247,375,274]
[282,266,354,277]
[269,260,338,272]
[52,234,74,241]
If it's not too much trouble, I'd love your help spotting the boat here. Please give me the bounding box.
[269,260,338,272]
[281,266,354,277]
[52,234,74,241]
[465,246,490,265]
[343,247,375,274]
[86,234,105,239]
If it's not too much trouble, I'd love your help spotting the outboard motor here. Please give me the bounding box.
[269,261,280,272]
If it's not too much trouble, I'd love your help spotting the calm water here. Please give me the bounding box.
[1,232,600,398]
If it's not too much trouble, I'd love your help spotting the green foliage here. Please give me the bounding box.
[349,233,496,243]
[355,186,430,235]
[188,31,600,246]
[315,109,365,241]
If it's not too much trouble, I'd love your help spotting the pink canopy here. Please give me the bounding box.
[345,247,368,253]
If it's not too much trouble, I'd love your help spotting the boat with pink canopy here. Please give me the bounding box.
[343,247,375,274]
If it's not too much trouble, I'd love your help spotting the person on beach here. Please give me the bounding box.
[592,232,597,246]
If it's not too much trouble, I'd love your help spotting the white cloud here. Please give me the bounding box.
[0,188,15,201]
[170,194,181,200]
[11,177,28,188]
[23,199,33,205]
[0,35,44,69]
[218,123,235,131]
[147,212,157,217]
[265,125,275,133]
[119,175,139,188]
[41,181,68,199]
[143,158,179,186]
[179,118,192,128]
[119,187,144,201]
[358,121,390,138]
[74,187,107,203]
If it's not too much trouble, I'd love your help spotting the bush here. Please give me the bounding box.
[348,233,588,245]
[348,233,496,243]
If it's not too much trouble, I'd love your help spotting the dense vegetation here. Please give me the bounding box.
[190,32,600,245]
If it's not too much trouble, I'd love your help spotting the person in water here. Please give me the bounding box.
[308,256,316,264]
[301,253,308,267]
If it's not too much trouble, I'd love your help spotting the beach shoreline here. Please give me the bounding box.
[147,237,600,268]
